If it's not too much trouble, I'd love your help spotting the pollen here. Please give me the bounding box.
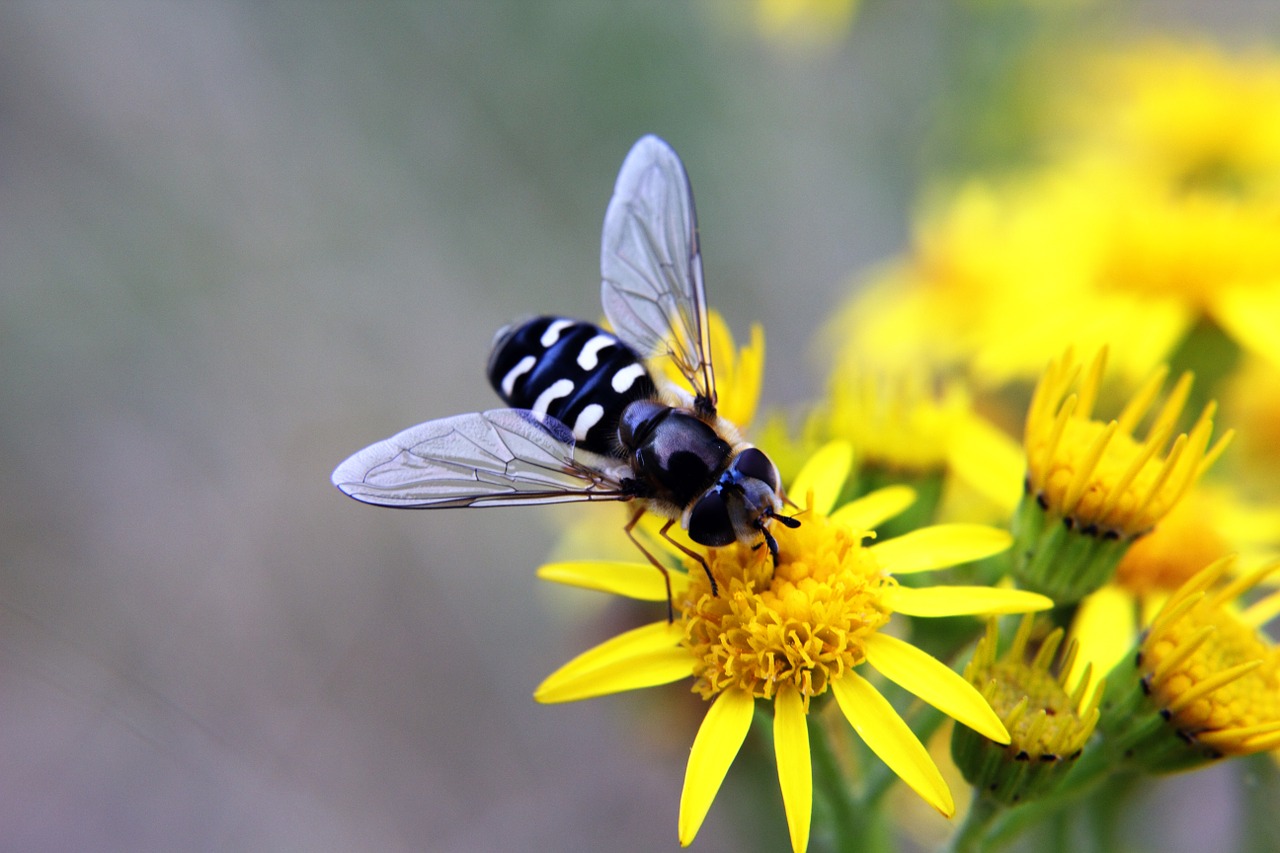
[1025,348,1231,538]
[682,512,892,711]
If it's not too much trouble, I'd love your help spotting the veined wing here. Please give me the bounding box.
[600,135,716,410]
[331,409,634,508]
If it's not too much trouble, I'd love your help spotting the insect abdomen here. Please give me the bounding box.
[487,316,657,456]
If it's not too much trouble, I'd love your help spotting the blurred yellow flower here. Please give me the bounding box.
[1059,40,1280,194]
[1222,355,1280,496]
[763,363,1024,531]
[752,0,859,51]
[830,40,1280,386]
[826,368,968,477]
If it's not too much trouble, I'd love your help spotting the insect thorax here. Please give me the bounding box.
[487,316,658,456]
[618,401,734,510]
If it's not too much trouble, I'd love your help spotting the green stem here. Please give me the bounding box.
[809,710,885,853]
[1090,772,1138,851]
[944,795,1004,853]
[983,743,1120,848]
[808,706,901,850]
[1049,809,1073,853]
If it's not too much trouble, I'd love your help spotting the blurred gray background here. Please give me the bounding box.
[1,2,1274,850]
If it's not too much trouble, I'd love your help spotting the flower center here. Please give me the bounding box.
[1031,419,1167,536]
[983,662,1084,757]
[680,515,892,710]
[1144,603,1280,750]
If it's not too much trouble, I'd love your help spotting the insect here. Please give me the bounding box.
[331,135,798,616]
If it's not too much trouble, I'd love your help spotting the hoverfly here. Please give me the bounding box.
[331,135,797,616]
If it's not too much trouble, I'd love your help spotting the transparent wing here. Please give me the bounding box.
[601,134,716,409]
[331,409,634,508]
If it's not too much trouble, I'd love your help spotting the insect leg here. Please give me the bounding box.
[624,507,676,623]
[657,518,719,599]
[755,511,800,575]
[759,525,780,567]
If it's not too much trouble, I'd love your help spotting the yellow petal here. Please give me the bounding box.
[726,323,766,429]
[536,560,690,601]
[679,688,755,846]
[1067,585,1138,688]
[882,585,1053,617]
[830,670,955,817]
[863,632,1009,744]
[828,485,916,531]
[789,441,854,515]
[534,621,687,703]
[869,524,1012,574]
[535,646,691,704]
[946,411,1024,514]
[773,687,812,853]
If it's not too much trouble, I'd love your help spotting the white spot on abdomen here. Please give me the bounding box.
[577,334,615,370]
[501,355,536,397]
[540,319,575,348]
[572,403,605,441]
[612,363,647,393]
[532,378,575,416]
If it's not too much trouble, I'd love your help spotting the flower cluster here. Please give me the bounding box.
[522,36,1280,853]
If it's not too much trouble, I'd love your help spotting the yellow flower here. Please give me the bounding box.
[535,443,1053,851]
[829,173,1198,389]
[1024,348,1231,540]
[1012,348,1232,603]
[953,617,1105,805]
[825,368,963,477]
[1100,555,1280,772]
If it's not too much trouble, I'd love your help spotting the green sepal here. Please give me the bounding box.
[1010,492,1133,604]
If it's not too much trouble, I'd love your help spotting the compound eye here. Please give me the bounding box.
[687,490,737,547]
[732,447,780,491]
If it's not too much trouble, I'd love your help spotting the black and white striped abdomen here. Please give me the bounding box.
[486,316,657,456]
